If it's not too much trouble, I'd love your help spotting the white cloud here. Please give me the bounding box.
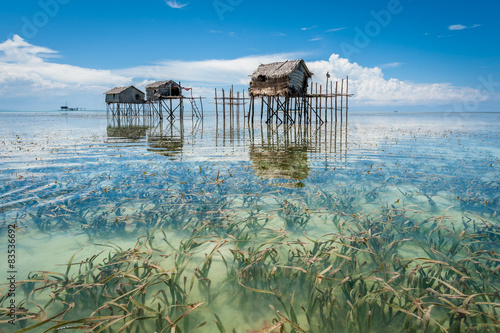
[448,24,466,31]
[327,27,346,32]
[117,53,306,86]
[306,54,489,106]
[448,24,481,31]
[380,62,403,68]
[0,35,131,100]
[309,37,323,42]
[301,26,318,31]
[0,35,495,110]
[165,0,188,9]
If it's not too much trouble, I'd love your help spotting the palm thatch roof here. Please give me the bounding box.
[145,80,180,89]
[249,60,313,97]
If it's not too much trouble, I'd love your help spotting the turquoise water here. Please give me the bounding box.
[0,111,499,332]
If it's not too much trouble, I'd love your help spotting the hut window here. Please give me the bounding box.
[135,94,140,100]
[257,75,267,82]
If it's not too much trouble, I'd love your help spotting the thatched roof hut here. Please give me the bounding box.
[105,86,145,104]
[145,80,182,101]
[249,59,313,97]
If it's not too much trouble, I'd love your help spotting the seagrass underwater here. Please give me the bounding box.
[0,110,498,332]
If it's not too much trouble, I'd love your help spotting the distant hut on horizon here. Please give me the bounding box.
[104,86,145,104]
[249,59,313,97]
[146,80,182,101]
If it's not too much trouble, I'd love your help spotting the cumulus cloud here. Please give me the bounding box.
[0,35,494,110]
[116,53,305,86]
[306,54,489,106]
[119,53,490,107]
[0,35,131,98]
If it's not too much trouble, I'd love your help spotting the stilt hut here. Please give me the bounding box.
[248,60,314,124]
[146,80,182,101]
[249,59,312,97]
[105,86,145,103]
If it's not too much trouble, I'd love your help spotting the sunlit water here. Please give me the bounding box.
[0,111,499,332]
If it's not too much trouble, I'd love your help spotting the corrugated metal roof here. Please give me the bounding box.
[104,86,144,95]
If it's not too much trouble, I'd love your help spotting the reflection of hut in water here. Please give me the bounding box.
[249,145,309,183]
[107,125,148,140]
[146,81,182,101]
[147,135,183,157]
[249,59,312,98]
[107,115,149,140]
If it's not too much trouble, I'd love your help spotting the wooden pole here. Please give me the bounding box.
[315,83,318,124]
[237,91,240,122]
[215,88,218,120]
[222,89,226,123]
[335,81,338,123]
[346,76,349,124]
[319,84,323,123]
[231,85,234,123]
[252,96,255,122]
[330,83,333,124]
[325,81,328,123]
[260,96,264,122]
[340,79,344,124]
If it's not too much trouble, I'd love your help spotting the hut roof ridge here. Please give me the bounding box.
[145,80,180,89]
[104,86,143,95]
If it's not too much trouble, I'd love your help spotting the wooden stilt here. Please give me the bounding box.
[340,79,344,124]
[335,81,338,123]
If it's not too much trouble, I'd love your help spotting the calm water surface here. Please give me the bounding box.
[0,111,499,332]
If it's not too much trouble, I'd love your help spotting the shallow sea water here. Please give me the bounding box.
[0,111,499,332]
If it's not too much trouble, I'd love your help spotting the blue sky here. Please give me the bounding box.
[0,0,499,111]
